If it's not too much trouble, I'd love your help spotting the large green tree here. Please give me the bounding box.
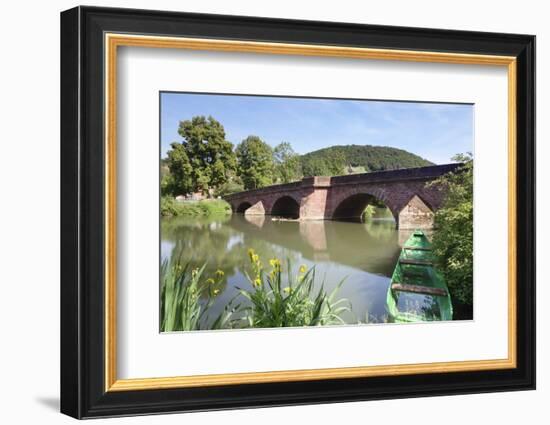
[273,142,302,183]
[430,153,473,316]
[162,142,193,195]
[236,136,275,190]
[174,116,236,193]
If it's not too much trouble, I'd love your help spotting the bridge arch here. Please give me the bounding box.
[236,201,252,213]
[270,195,301,219]
[331,193,397,223]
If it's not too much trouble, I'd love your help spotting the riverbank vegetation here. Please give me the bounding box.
[160,261,233,332]
[159,251,350,331]
[429,153,473,318]
[160,197,232,218]
[161,115,435,198]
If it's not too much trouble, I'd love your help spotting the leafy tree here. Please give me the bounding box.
[236,136,275,189]
[429,153,473,314]
[175,116,236,193]
[163,142,193,195]
[273,142,302,183]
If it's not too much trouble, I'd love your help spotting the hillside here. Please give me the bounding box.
[300,144,434,177]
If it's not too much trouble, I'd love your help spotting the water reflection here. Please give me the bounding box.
[161,211,414,324]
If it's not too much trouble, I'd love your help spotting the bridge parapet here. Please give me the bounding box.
[329,163,461,186]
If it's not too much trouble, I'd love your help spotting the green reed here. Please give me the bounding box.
[160,261,230,331]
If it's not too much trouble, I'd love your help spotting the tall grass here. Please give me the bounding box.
[160,261,232,331]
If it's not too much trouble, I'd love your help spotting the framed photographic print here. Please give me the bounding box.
[60,6,535,419]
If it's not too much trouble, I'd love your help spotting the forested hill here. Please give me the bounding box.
[300,144,434,176]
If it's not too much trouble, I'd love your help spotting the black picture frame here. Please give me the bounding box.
[60,5,535,419]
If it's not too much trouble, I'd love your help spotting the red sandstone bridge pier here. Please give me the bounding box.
[224,164,460,229]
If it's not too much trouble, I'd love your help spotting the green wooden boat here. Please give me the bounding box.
[386,230,453,322]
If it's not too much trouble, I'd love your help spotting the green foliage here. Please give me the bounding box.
[159,252,350,331]
[213,180,245,197]
[235,250,350,328]
[162,142,193,196]
[346,165,367,174]
[301,149,346,177]
[163,116,436,196]
[160,198,232,217]
[301,144,433,177]
[361,204,377,221]
[166,116,236,194]
[160,262,231,331]
[430,153,473,307]
[236,135,275,190]
[273,142,302,183]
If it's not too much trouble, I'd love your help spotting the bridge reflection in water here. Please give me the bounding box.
[161,211,423,324]
[232,213,404,275]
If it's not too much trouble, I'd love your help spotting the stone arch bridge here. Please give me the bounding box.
[225,164,460,229]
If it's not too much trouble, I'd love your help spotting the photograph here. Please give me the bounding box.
[159,92,474,332]
[57,5,535,419]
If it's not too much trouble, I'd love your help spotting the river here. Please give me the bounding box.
[159,208,436,326]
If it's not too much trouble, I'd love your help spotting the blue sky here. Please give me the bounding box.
[160,92,473,164]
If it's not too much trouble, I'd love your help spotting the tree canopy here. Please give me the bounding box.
[301,149,346,177]
[301,144,433,176]
[162,142,193,195]
[236,136,275,190]
[173,116,237,193]
[273,142,302,183]
[163,116,437,197]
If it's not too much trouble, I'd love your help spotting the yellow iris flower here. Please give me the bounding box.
[269,258,281,268]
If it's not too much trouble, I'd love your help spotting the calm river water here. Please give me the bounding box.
[160,208,421,325]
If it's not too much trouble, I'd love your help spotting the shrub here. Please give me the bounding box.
[429,154,473,309]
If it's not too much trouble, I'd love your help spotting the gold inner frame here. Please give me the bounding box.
[104,33,517,392]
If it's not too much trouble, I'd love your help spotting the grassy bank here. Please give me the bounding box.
[161,197,232,218]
